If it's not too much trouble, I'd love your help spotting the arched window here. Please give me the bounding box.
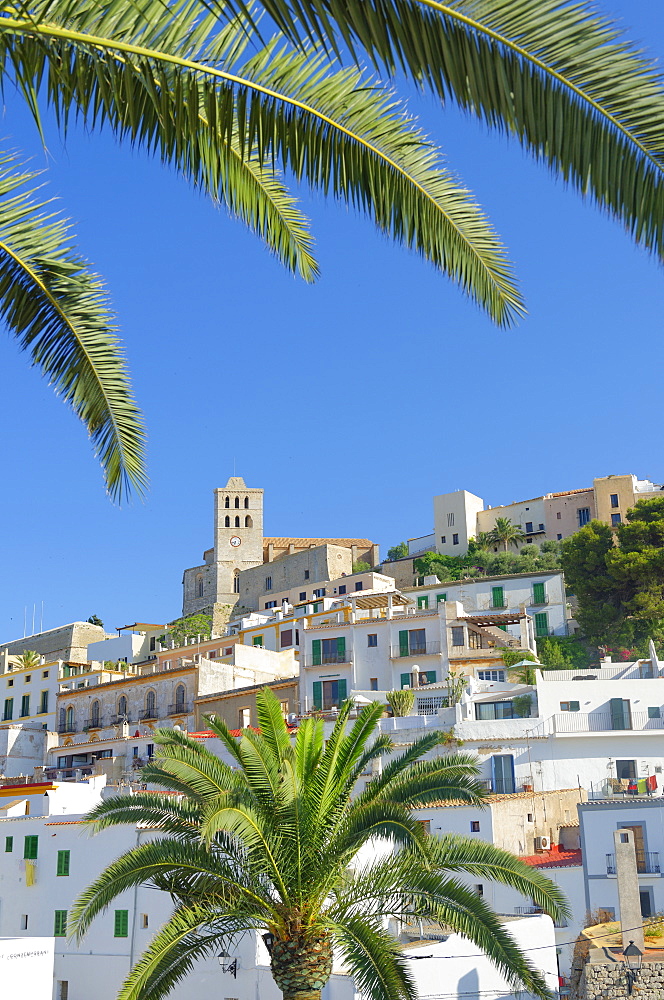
[245,515,252,528]
[90,700,100,727]
[175,685,185,711]
[224,496,230,508]
[59,707,65,729]
[234,497,240,508]
[244,497,249,508]
[233,570,240,594]
[146,690,156,718]
[196,574,204,598]
[234,516,240,527]
[225,515,230,527]
[66,706,74,731]
[118,695,128,719]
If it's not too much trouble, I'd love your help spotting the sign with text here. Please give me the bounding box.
[0,937,55,996]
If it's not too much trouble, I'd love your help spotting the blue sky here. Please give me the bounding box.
[0,3,662,639]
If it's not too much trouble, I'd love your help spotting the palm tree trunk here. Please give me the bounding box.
[271,934,333,1000]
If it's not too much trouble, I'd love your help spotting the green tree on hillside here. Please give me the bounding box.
[386,542,409,561]
[71,690,567,1000]
[490,518,527,552]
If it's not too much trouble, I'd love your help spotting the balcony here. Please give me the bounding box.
[57,723,77,734]
[167,702,190,716]
[109,714,131,725]
[301,653,351,667]
[390,641,441,659]
[606,852,660,875]
[551,711,664,734]
[139,708,159,721]
[531,595,549,607]
[83,718,104,730]
[490,601,507,610]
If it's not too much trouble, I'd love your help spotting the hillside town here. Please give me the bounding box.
[2,473,664,1000]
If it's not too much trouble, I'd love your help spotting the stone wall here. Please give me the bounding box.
[575,961,664,1000]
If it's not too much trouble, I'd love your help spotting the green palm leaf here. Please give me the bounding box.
[0,149,146,500]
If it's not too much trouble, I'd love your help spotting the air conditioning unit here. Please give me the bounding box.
[534,836,550,852]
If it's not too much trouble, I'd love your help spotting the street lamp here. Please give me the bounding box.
[622,940,643,995]
[218,952,238,978]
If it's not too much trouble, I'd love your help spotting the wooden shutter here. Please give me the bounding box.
[311,639,321,665]
[24,835,38,859]
[3,698,12,720]
[570,701,580,713]
[57,850,70,876]
[533,582,545,604]
[610,698,631,730]
[436,594,447,604]
[114,910,129,937]
[492,587,504,608]
[399,631,409,657]
[5,836,12,852]
[252,635,263,646]
[312,681,322,710]
[424,670,436,685]
[337,679,347,703]
[400,672,411,689]
[54,911,67,937]
[534,612,548,636]
[337,637,346,661]
[417,596,428,609]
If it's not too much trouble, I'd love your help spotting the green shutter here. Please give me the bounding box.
[570,701,580,713]
[114,910,129,937]
[491,587,504,608]
[337,636,346,661]
[20,694,30,717]
[39,690,49,714]
[5,836,13,852]
[399,631,409,657]
[3,698,12,721]
[311,639,321,666]
[54,910,67,937]
[400,672,411,689]
[534,612,548,636]
[533,582,545,605]
[57,850,70,876]
[417,596,429,609]
[337,679,347,703]
[312,602,320,613]
[23,835,38,859]
[436,593,447,604]
[424,670,437,684]
[610,698,631,730]
[312,681,322,710]
[252,635,263,647]
[498,624,508,631]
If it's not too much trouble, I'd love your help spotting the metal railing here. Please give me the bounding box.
[139,708,159,721]
[552,711,664,733]
[301,652,351,667]
[57,723,77,734]
[84,717,103,729]
[606,852,660,874]
[390,640,441,658]
[109,714,131,725]
[531,595,549,606]
[168,702,190,716]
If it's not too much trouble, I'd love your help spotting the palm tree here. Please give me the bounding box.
[490,518,527,552]
[15,650,41,669]
[72,689,568,1000]
[0,1,663,498]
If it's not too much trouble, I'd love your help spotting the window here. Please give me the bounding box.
[313,588,326,598]
[447,513,454,527]
[354,582,363,591]
[436,593,447,605]
[441,535,446,544]
[417,596,429,610]
[648,707,661,718]
[224,496,230,508]
[397,629,426,657]
[239,707,251,728]
[265,601,277,610]
[478,670,505,681]
[245,515,252,527]
[534,612,548,636]
[54,911,68,937]
[526,537,532,543]
[610,493,619,508]
[470,821,480,833]
[114,910,129,937]
[532,582,546,605]
[57,983,69,1000]
[118,695,128,718]
[370,678,378,691]
[304,570,310,580]
[367,634,377,647]
[299,592,307,600]
[233,571,240,594]
[491,586,505,609]
[141,914,149,928]
[57,850,70,876]
[225,515,230,527]
[280,630,293,648]
[491,754,515,794]
[196,577,204,598]
[525,521,533,534]
[20,914,28,930]
[244,497,249,509]
[560,701,580,712]
[538,523,545,531]
[252,635,263,647]
[146,744,154,759]
[175,685,185,710]
[611,699,632,730]
[90,700,101,727]
[3,697,13,721]
[418,670,436,686]
[312,679,348,711]
[312,637,347,665]
[475,885,483,897]
[557,533,562,540]
[20,694,30,717]
[475,701,514,720]
[42,670,49,678]
[279,701,289,720]
[5,836,13,852]
[611,513,622,526]
[65,706,74,730]
[145,690,156,718]
[25,675,31,683]
[265,577,272,591]
[527,813,534,823]
[338,585,346,595]
[234,497,240,508]
[451,626,465,647]
[452,533,459,545]
[23,835,38,860]
[616,760,637,780]
[7,678,13,687]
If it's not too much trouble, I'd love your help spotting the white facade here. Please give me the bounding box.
[433,490,484,557]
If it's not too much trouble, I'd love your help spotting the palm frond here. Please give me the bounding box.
[0,0,524,324]
[228,0,664,259]
[0,148,146,500]
[329,914,417,1000]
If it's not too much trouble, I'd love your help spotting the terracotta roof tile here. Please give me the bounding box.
[520,849,582,868]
